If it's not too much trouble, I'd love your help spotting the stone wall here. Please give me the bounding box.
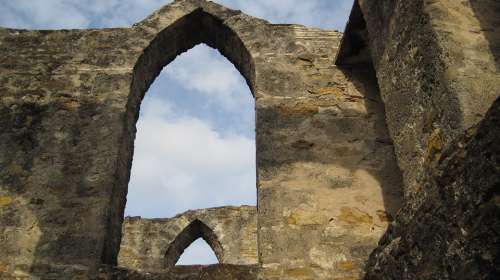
[338,0,500,198]
[255,27,403,279]
[98,264,259,280]
[336,0,500,279]
[365,96,500,279]
[1,0,497,279]
[118,206,258,270]
[0,1,403,278]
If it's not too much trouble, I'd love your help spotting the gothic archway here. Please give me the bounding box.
[103,6,256,265]
[164,219,223,267]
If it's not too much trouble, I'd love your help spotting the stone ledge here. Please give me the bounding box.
[97,264,260,280]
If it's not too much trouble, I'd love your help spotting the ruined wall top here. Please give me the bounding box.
[119,206,258,271]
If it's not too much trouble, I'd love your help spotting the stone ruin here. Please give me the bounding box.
[0,0,498,279]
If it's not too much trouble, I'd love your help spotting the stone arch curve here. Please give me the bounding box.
[128,3,257,112]
[164,219,224,267]
[103,1,260,265]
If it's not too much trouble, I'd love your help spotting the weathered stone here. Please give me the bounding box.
[1,0,498,279]
[364,96,500,280]
[0,1,404,278]
[337,0,500,198]
[118,206,257,270]
[336,1,500,278]
[98,264,259,280]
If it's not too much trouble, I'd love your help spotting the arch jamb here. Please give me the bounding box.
[103,6,257,265]
[164,219,224,267]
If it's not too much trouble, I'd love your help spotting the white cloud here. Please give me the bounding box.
[164,45,251,111]
[96,0,172,27]
[135,109,253,175]
[215,0,352,30]
[0,0,352,30]
[125,95,256,218]
[1,0,91,29]
[0,0,172,29]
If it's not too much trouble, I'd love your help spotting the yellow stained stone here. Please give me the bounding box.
[338,207,373,225]
[0,196,13,206]
[337,261,355,270]
[285,267,314,277]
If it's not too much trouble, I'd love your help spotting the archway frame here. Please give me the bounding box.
[103,2,259,265]
[164,219,223,267]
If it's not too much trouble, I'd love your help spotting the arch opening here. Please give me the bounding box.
[176,238,219,266]
[125,44,255,218]
[104,9,256,265]
[130,8,255,112]
[164,220,224,267]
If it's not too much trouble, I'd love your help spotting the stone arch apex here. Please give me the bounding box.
[134,0,269,32]
[128,2,259,111]
[104,1,261,266]
[164,219,224,267]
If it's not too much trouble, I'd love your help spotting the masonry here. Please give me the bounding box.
[118,206,258,270]
[0,0,498,279]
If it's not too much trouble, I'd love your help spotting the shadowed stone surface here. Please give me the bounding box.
[1,0,498,279]
[365,96,500,280]
[98,264,259,280]
[338,0,500,198]
[337,1,500,279]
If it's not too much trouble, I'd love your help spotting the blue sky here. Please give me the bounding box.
[0,0,353,266]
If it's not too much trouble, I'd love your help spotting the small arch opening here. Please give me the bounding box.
[176,238,219,266]
[164,220,223,268]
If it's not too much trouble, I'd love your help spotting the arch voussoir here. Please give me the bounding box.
[164,219,223,267]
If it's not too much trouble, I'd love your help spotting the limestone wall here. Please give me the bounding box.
[118,206,258,270]
[254,25,402,279]
[336,1,500,279]
[365,96,500,279]
[0,1,403,277]
[99,264,259,280]
[0,0,500,279]
[338,0,500,198]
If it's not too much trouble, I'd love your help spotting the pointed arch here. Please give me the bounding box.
[164,219,223,267]
[128,8,255,117]
[103,4,258,265]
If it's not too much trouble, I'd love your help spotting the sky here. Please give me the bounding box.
[0,0,353,266]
